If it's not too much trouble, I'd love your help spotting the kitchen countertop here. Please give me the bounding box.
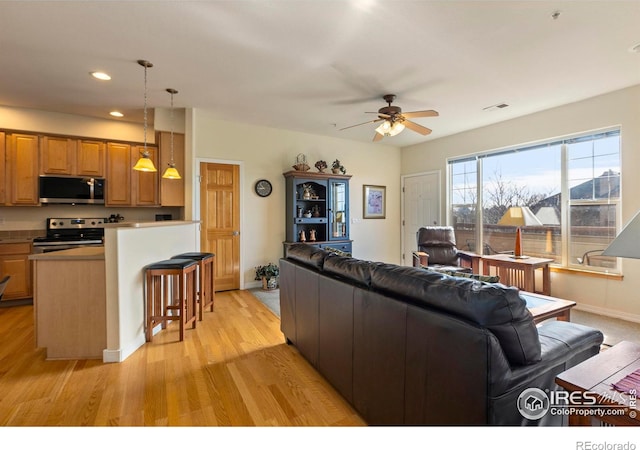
[0,238,34,244]
[102,220,200,228]
[29,246,105,260]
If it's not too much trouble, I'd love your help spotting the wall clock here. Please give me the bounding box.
[255,179,273,197]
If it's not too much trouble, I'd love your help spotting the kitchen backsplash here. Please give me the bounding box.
[0,205,183,232]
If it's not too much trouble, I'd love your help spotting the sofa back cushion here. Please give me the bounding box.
[285,244,328,270]
[369,264,541,366]
[322,254,376,287]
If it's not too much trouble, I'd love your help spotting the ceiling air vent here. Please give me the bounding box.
[483,103,509,111]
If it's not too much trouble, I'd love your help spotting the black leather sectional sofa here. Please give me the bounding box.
[279,244,604,425]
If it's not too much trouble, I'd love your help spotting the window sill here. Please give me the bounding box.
[550,265,623,281]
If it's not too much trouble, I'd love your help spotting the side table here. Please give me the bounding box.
[555,341,640,426]
[481,254,553,295]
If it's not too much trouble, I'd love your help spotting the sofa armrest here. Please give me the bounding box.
[412,251,429,268]
[457,250,481,273]
[492,320,604,395]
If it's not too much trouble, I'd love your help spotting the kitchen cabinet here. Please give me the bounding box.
[6,133,39,205]
[106,142,159,207]
[0,242,32,300]
[132,144,159,206]
[158,131,185,206]
[283,170,352,254]
[41,136,105,177]
[106,142,132,205]
[40,136,76,175]
[0,131,5,204]
[76,139,105,177]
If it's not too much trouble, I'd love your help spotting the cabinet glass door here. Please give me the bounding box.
[329,179,348,240]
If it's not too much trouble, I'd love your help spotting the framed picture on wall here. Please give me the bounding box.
[363,185,386,219]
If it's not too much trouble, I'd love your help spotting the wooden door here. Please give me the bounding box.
[106,142,132,205]
[200,162,240,291]
[41,136,76,175]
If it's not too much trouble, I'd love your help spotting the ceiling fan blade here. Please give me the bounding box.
[339,118,383,131]
[402,110,439,119]
[403,119,432,136]
[373,132,384,142]
[365,112,391,119]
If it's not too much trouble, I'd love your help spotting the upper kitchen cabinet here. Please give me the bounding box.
[40,136,76,175]
[77,139,106,177]
[5,133,39,205]
[106,142,132,206]
[158,131,185,206]
[132,144,159,206]
[41,136,105,177]
[0,131,6,204]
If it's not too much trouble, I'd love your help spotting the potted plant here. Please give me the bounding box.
[255,262,280,290]
[332,159,346,174]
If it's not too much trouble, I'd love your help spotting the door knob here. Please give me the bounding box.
[232,231,240,236]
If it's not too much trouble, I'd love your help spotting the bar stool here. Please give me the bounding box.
[144,258,198,342]
[171,252,215,321]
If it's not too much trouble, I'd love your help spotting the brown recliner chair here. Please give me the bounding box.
[413,226,481,273]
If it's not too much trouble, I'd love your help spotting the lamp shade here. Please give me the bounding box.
[601,210,640,259]
[375,120,405,137]
[498,206,543,226]
[133,154,157,172]
[162,165,182,179]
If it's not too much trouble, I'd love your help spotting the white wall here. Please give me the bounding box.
[401,84,640,320]
[189,110,403,286]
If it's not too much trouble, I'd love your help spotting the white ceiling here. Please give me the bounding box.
[1,1,639,147]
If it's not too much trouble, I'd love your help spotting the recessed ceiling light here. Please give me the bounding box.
[109,111,124,118]
[91,71,111,81]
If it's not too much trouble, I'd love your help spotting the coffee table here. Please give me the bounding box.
[520,291,576,323]
[482,254,554,295]
[555,340,640,426]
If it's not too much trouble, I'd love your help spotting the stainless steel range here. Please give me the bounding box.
[32,217,105,253]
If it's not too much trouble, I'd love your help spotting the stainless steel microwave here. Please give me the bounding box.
[39,176,106,204]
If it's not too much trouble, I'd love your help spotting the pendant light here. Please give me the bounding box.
[162,88,181,179]
[133,59,157,172]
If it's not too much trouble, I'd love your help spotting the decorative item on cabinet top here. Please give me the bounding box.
[292,153,310,172]
[332,159,346,175]
[314,160,327,172]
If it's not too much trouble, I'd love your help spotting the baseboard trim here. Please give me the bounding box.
[574,304,640,324]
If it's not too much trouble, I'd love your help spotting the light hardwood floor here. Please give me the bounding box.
[0,290,365,426]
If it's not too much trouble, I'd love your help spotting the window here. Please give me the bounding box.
[448,129,620,273]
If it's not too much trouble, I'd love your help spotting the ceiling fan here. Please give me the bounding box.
[340,94,439,142]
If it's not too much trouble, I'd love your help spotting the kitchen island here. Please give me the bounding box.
[30,246,106,359]
[30,220,200,363]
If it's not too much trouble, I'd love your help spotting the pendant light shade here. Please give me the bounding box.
[162,88,181,180]
[133,59,157,172]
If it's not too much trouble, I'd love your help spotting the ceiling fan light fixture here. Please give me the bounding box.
[376,120,405,137]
